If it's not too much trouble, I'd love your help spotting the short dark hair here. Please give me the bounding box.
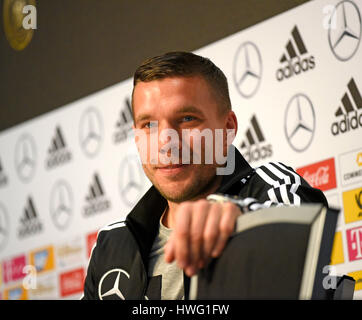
[132,51,232,114]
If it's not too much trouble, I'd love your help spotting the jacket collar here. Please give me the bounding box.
[216,145,254,194]
[125,145,253,268]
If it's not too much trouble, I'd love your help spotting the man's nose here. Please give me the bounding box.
[155,122,183,163]
[158,126,180,153]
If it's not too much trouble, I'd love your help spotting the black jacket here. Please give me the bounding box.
[82,148,328,300]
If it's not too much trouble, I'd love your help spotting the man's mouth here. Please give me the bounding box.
[155,164,191,175]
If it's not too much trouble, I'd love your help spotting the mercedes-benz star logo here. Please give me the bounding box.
[119,155,145,207]
[79,107,103,157]
[0,203,9,252]
[98,268,130,300]
[284,93,316,152]
[50,180,73,230]
[233,41,262,98]
[14,133,37,182]
[328,0,361,61]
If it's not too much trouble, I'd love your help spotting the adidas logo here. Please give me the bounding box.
[113,97,134,144]
[0,158,8,187]
[276,25,315,81]
[331,78,362,136]
[18,197,43,238]
[45,126,72,169]
[83,173,111,217]
[86,173,105,200]
[239,115,272,163]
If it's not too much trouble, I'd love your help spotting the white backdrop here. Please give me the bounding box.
[0,0,361,299]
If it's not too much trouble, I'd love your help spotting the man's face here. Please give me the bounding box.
[132,76,236,202]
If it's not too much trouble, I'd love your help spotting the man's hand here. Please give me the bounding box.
[164,199,242,277]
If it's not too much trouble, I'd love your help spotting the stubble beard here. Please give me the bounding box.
[144,164,221,203]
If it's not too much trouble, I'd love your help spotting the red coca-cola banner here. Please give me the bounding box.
[296,158,337,191]
[59,268,85,297]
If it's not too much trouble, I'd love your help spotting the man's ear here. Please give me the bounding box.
[226,110,238,131]
[221,111,237,158]
[225,110,238,141]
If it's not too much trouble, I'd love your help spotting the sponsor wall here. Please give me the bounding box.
[0,0,361,299]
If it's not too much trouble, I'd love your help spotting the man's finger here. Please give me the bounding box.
[211,202,240,258]
[202,202,222,261]
[188,200,209,275]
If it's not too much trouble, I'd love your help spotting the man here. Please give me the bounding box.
[82,51,327,300]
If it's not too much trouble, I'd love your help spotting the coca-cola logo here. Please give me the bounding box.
[296,158,337,191]
[303,166,330,188]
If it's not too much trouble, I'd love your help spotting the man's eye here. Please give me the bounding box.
[182,116,195,122]
[144,121,157,129]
